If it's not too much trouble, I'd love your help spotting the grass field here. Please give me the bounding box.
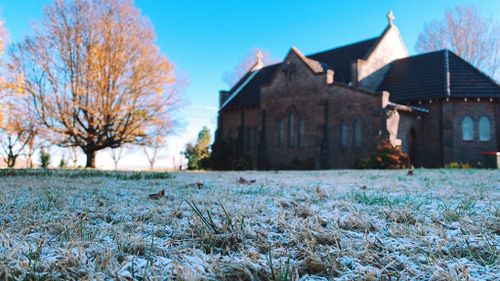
[0,169,499,280]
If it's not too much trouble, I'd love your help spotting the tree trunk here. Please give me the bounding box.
[86,151,97,168]
[7,154,17,168]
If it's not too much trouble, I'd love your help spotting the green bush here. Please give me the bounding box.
[40,149,51,169]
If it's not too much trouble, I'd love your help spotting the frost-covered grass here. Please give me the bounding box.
[0,169,499,280]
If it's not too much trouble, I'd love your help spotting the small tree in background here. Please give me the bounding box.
[142,121,176,170]
[416,5,500,80]
[40,149,51,169]
[0,102,37,168]
[184,127,211,170]
[69,147,80,168]
[109,146,126,170]
[59,153,68,169]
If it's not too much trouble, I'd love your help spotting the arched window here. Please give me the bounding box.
[297,117,305,147]
[340,121,348,148]
[353,118,362,147]
[277,119,284,146]
[287,111,294,147]
[462,116,473,141]
[479,116,491,141]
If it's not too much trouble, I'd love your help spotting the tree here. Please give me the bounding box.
[416,5,500,80]
[69,146,80,168]
[184,127,211,170]
[0,101,37,168]
[143,133,165,170]
[109,146,126,170]
[40,148,51,169]
[10,0,182,168]
[222,48,273,87]
[0,19,7,124]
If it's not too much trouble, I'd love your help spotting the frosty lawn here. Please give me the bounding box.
[0,170,499,280]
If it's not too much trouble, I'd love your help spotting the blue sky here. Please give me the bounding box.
[0,0,498,169]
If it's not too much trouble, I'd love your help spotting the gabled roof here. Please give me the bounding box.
[307,37,379,83]
[379,50,500,103]
[221,38,380,111]
[221,63,281,111]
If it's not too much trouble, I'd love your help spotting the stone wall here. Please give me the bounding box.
[357,26,408,91]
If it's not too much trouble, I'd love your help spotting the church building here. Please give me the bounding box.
[216,12,500,169]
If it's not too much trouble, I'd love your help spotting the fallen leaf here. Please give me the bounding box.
[239,177,256,184]
[149,189,165,200]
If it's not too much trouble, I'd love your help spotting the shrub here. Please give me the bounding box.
[233,155,253,170]
[354,139,410,169]
[40,149,51,169]
[209,139,234,170]
[445,162,472,169]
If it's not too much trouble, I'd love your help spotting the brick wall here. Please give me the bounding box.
[259,49,386,169]
[405,99,499,167]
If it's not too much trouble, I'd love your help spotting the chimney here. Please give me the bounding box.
[382,91,390,108]
[219,90,230,108]
[326,69,334,85]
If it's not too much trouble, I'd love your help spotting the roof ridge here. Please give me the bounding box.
[305,37,379,58]
[444,50,450,97]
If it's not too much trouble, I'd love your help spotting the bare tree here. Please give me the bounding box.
[0,103,37,167]
[24,136,42,169]
[0,19,7,123]
[143,123,173,170]
[69,146,80,168]
[416,5,500,80]
[10,0,183,168]
[109,146,126,170]
[223,48,274,87]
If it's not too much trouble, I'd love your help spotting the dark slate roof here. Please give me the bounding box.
[379,50,500,103]
[221,63,281,111]
[221,38,380,111]
[307,37,379,83]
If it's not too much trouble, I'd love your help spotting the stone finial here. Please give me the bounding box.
[250,50,264,72]
[387,11,395,25]
[256,50,263,65]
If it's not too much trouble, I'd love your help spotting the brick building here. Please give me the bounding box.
[216,12,500,169]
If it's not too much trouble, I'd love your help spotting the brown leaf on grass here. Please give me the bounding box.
[186,182,204,189]
[239,177,256,184]
[148,189,165,200]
